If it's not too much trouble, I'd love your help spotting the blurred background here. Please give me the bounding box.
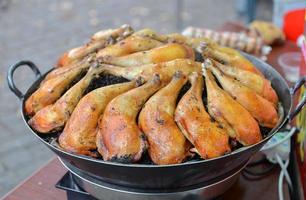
[0,0,304,197]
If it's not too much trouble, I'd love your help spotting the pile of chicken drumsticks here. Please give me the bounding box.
[25,24,280,165]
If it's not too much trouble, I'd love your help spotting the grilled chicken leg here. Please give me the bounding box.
[44,54,95,82]
[59,81,138,156]
[96,75,162,163]
[207,60,278,128]
[175,72,231,159]
[202,66,262,146]
[25,55,95,116]
[28,63,105,133]
[99,43,195,67]
[212,60,278,106]
[57,24,133,67]
[132,28,209,49]
[138,71,191,165]
[200,42,263,76]
[97,36,163,58]
[102,59,201,83]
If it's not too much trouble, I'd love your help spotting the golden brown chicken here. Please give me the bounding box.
[44,54,93,82]
[212,59,278,106]
[132,29,211,50]
[99,43,195,67]
[102,59,201,83]
[175,72,231,159]
[57,24,133,67]
[97,36,163,58]
[96,75,162,163]
[138,71,191,165]
[207,60,279,128]
[25,55,95,116]
[200,42,263,76]
[59,81,138,156]
[202,65,262,146]
[28,63,105,133]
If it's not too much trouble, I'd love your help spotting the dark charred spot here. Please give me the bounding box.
[116,124,127,131]
[140,133,147,141]
[90,106,96,111]
[156,118,165,125]
[209,117,215,122]
[119,41,125,46]
[217,124,223,129]
[196,106,201,112]
[109,154,134,163]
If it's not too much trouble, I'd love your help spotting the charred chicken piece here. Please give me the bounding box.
[99,43,195,67]
[102,59,201,83]
[57,24,133,67]
[175,72,231,159]
[59,81,137,156]
[138,71,191,165]
[28,62,105,133]
[97,36,163,58]
[212,59,278,106]
[207,60,279,128]
[202,65,262,146]
[25,55,95,116]
[96,75,162,163]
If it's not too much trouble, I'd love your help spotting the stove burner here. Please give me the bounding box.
[56,173,212,200]
[56,172,97,200]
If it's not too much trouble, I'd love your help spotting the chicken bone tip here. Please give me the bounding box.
[87,53,97,63]
[197,42,209,52]
[204,58,213,66]
[90,60,100,69]
[151,74,161,84]
[174,70,184,79]
[201,63,209,76]
[135,76,146,87]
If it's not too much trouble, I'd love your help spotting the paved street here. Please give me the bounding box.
[0,0,272,196]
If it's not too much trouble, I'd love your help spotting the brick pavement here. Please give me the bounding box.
[0,0,272,197]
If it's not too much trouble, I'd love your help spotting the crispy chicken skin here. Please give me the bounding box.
[212,60,278,106]
[202,66,262,146]
[99,43,195,67]
[138,72,191,165]
[200,42,263,76]
[59,81,137,156]
[175,72,231,159]
[25,56,94,116]
[102,59,201,83]
[207,61,279,128]
[57,24,133,67]
[44,54,94,82]
[96,75,162,163]
[97,36,163,58]
[28,63,105,133]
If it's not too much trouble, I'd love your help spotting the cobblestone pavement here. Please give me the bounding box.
[0,0,272,197]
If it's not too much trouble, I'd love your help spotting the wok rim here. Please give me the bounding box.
[20,54,292,168]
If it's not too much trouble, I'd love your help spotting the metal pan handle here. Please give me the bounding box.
[7,60,41,100]
[289,76,306,121]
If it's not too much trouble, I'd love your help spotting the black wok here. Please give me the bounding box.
[7,54,306,189]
